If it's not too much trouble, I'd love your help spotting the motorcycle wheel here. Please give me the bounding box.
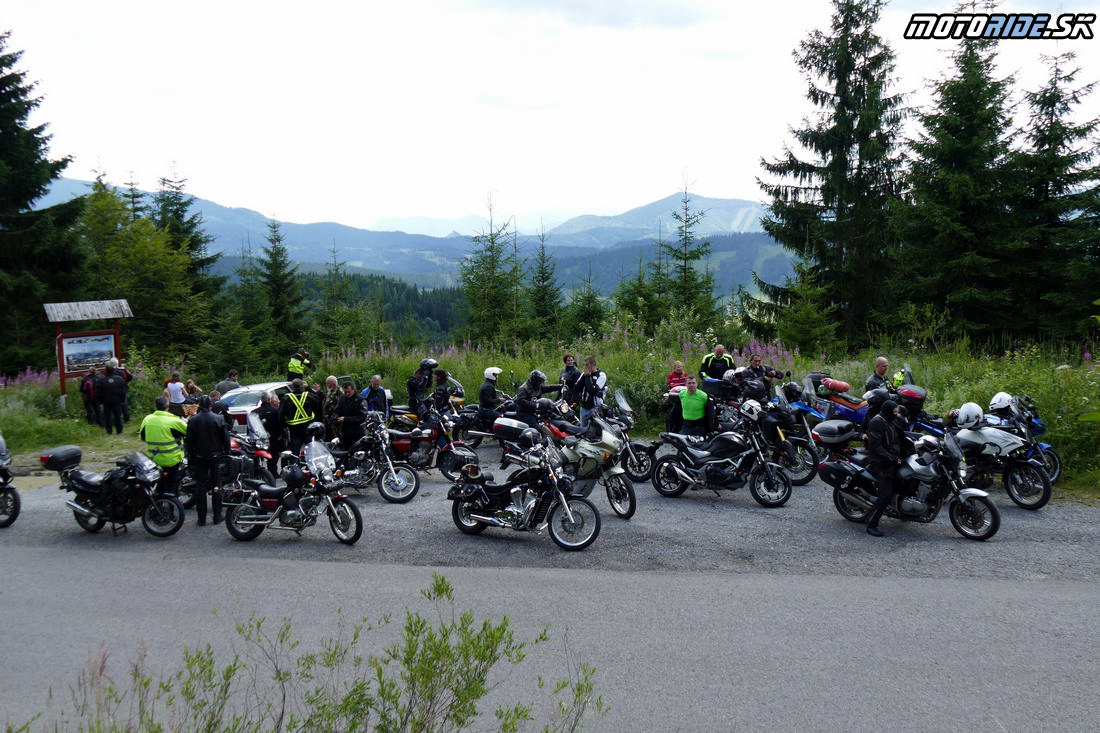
[328,497,363,545]
[949,494,1000,541]
[226,502,267,541]
[832,486,871,523]
[439,451,475,482]
[623,442,654,483]
[456,428,483,449]
[547,497,601,551]
[1003,463,1052,510]
[0,488,20,528]
[377,462,421,503]
[652,455,690,497]
[73,498,106,533]
[1038,447,1062,484]
[603,474,636,519]
[778,438,819,487]
[141,496,186,537]
[451,500,488,535]
[749,463,793,508]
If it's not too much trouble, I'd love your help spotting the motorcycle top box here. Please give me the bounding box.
[812,420,861,446]
[897,384,927,414]
[41,445,82,472]
[493,417,529,443]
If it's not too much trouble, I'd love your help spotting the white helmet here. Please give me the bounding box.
[722,368,738,384]
[989,391,1013,412]
[956,402,984,430]
[740,399,763,422]
[484,366,502,381]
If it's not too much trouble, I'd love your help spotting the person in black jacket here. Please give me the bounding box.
[864,399,909,537]
[334,380,367,446]
[185,395,231,526]
[699,345,735,381]
[515,370,562,428]
[255,391,285,476]
[280,379,323,454]
[96,359,128,435]
[80,369,101,426]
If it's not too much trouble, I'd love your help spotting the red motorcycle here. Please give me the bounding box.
[387,407,479,481]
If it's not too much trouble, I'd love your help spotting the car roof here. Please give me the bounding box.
[221,381,291,400]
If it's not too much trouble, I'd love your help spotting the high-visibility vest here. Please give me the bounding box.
[284,392,314,426]
[287,354,307,374]
[139,410,188,467]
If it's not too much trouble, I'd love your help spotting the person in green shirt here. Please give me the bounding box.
[139,396,189,493]
[675,375,713,437]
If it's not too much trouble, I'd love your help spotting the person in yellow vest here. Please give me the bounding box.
[279,378,322,454]
[139,395,189,493]
[676,375,714,436]
[286,346,312,382]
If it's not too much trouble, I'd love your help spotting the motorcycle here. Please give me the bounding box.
[39,445,186,537]
[453,391,517,449]
[447,431,602,551]
[0,429,20,528]
[650,400,793,507]
[951,403,1052,510]
[533,401,637,520]
[601,390,655,484]
[817,430,1001,541]
[179,411,277,510]
[387,406,479,481]
[224,432,363,544]
[986,393,1062,483]
[744,388,820,486]
[329,410,421,503]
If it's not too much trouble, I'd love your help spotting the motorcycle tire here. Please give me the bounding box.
[1003,463,1052,510]
[547,497,601,551]
[377,462,421,503]
[779,437,819,487]
[603,474,636,519]
[328,497,363,545]
[73,498,106,533]
[1038,447,1062,484]
[0,488,20,528]
[749,463,793,508]
[652,455,690,497]
[226,502,267,541]
[141,495,186,537]
[451,500,488,535]
[623,442,654,483]
[456,428,483,450]
[832,486,871,523]
[949,494,1000,541]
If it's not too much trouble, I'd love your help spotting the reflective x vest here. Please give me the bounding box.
[139,410,188,467]
[285,391,314,426]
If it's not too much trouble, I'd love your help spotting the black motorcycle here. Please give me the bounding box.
[0,429,20,528]
[651,401,793,507]
[40,445,186,537]
[330,410,421,503]
[448,431,601,551]
[178,411,279,511]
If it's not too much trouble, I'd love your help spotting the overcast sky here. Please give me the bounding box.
[7,0,1099,232]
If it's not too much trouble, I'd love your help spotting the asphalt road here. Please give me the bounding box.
[3,449,1099,731]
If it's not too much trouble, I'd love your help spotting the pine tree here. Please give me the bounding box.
[890,34,1015,340]
[458,204,513,344]
[751,0,905,345]
[259,220,306,359]
[0,30,87,374]
[525,232,563,341]
[661,188,719,329]
[563,266,607,338]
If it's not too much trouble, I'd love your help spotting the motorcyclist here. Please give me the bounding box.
[864,356,890,392]
[139,395,188,494]
[864,399,910,537]
[515,370,562,428]
[406,358,438,419]
[743,354,781,389]
[478,367,507,425]
[430,369,455,412]
[286,346,312,382]
[667,374,713,436]
[280,378,323,454]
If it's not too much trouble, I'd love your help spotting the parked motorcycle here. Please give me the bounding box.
[534,401,637,519]
[651,400,793,507]
[453,391,517,449]
[987,392,1062,483]
[224,432,363,544]
[951,402,1052,510]
[179,411,277,510]
[40,445,186,537]
[0,429,20,528]
[817,430,1000,541]
[602,390,655,484]
[447,429,601,551]
[387,406,479,481]
[330,410,421,503]
[751,389,820,486]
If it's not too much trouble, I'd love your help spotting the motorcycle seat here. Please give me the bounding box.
[827,393,867,409]
[551,419,587,436]
[73,470,104,489]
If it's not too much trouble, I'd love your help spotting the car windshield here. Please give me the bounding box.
[223,390,263,409]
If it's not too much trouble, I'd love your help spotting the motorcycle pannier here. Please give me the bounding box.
[41,445,82,471]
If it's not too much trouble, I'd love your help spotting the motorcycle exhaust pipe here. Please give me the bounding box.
[670,464,702,486]
[467,512,508,527]
[837,489,873,509]
[65,499,96,517]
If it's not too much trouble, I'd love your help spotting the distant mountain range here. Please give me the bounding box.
[39,178,787,292]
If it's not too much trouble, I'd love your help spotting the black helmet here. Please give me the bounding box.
[419,358,439,372]
[519,427,542,449]
[281,462,307,491]
[306,421,326,440]
[528,370,546,387]
[536,397,555,415]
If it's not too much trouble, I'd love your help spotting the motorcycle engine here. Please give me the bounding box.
[898,496,928,515]
[408,444,432,467]
[705,463,741,487]
[103,491,131,522]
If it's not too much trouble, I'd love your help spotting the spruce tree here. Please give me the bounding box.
[525,233,563,341]
[458,204,512,344]
[750,0,905,345]
[260,220,306,361]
